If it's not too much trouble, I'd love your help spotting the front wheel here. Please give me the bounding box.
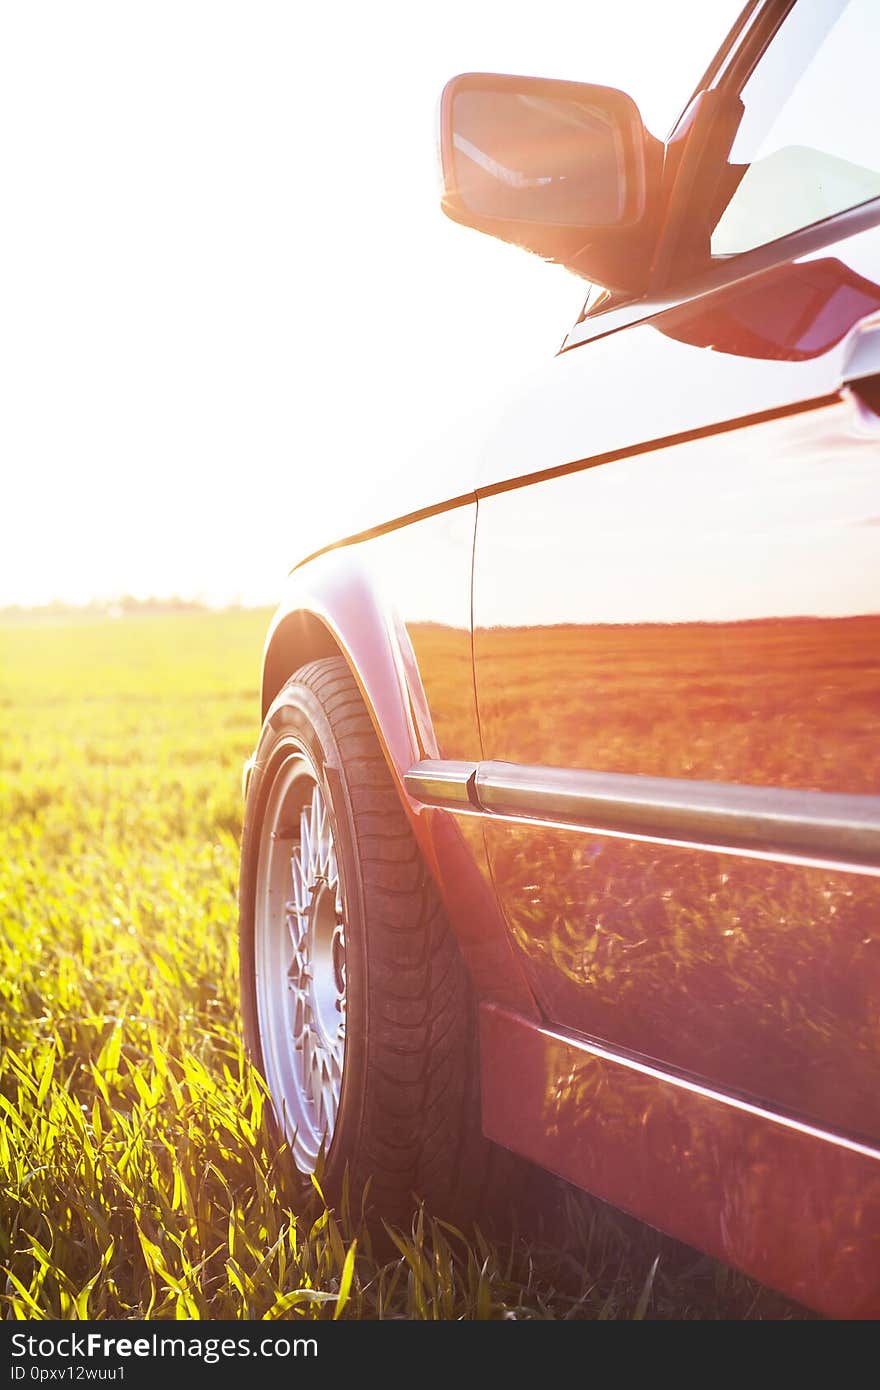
[239,656,495,1223]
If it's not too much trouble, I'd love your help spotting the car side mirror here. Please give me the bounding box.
[439,73,663,294]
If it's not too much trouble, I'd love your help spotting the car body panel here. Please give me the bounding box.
[473,396,880,793]
[480,1003,880,1320]
[285,218,880,581]
[265,507,479,765]
[261,509,538,1018]
[469,205,880,1152]
[481,822,880,1145]
[470,224,880,506]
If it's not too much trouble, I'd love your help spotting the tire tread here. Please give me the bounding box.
[245,655,500,1225]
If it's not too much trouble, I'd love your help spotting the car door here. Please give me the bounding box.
[472,0,880,1146]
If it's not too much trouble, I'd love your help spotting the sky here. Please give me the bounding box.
[1,0,743,607]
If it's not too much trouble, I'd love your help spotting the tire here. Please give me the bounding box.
[238,655,494,1225]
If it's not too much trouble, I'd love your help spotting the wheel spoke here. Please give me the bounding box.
[255,761,346,1168]
[310,788,321,874]
[286,905,305,948]
[318,793,331,877]
[299,805,311,885]
[289,842,309,916]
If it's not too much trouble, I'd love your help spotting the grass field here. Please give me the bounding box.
[0,609,808,1319]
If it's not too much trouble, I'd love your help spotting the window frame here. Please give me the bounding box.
[568,0,880,347]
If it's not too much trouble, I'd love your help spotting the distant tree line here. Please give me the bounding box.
[0,595,247,619]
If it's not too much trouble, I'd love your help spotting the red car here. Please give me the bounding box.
[239,0,880,1317]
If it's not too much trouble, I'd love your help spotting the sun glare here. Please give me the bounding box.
[1,0,743,608]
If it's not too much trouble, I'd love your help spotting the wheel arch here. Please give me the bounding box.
[261,608,342,718]
[260,549,424,793]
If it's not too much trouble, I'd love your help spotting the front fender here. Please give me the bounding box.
[260,547,426,794]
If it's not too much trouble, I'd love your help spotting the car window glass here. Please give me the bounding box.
[711,0,880,257]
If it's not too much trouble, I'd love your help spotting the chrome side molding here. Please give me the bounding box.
[403,759,477,810]
[404,758,880,871]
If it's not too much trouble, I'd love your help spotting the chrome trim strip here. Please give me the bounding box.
[477,761,880,867]
[405,757,880,869]
[404,759,476,810]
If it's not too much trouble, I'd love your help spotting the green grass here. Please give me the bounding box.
[0,610,809,1319]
